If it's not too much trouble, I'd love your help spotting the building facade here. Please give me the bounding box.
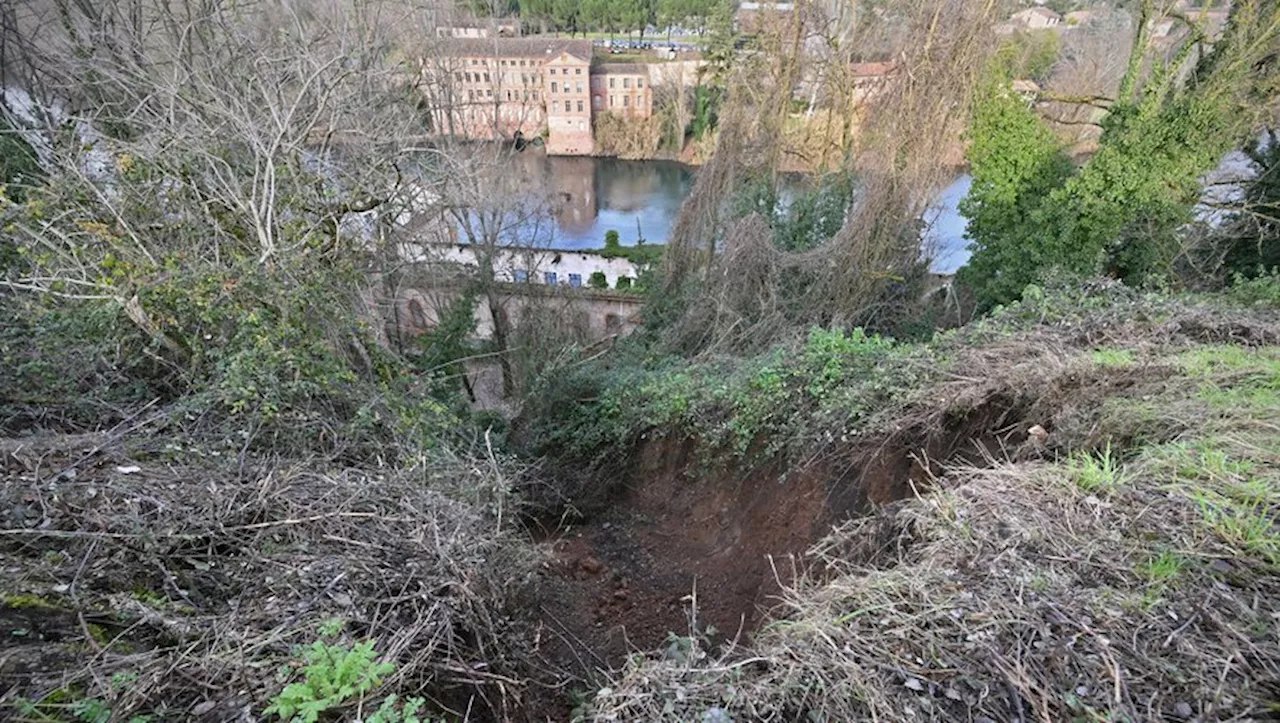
[422,38,656,156]
[589,64,652,119]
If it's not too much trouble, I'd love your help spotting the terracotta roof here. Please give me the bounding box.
[592,63,649,75]
[850,61,897,78]
[1013,6,1062,21]
[434,37,591,61]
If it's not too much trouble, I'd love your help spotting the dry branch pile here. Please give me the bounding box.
[0,434,543,720]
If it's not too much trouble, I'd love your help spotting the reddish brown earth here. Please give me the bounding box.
[520,395,1033,720]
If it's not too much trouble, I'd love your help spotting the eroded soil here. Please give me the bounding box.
[527,392,1036,720]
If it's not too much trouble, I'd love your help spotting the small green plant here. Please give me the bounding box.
[1137,550,1185,585]
[615,276,633,290]
[367,694,428,723]
[71,698,111,723]
[1067,443,1126,493]
[1091,348,1135,368]
[588,271,608,289]
[265,640,395,722]
[1191,492,1279,564]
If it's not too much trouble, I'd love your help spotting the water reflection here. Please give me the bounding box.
[535,152,695,247]
[498,148,970,272]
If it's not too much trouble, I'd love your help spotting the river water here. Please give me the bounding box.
[515,148,972,273]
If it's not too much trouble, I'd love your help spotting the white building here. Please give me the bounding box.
[1010,7,1062,30]
[411,242,645,290]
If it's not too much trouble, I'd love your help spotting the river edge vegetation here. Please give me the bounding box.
[2,0,1279,722]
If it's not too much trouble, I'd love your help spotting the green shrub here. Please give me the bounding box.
[603,230,621,255]
[589,271,609,289]
[1223,269,1280,308]
[265,640,395,722]
[615,276,633,290]
[524,325,930,465]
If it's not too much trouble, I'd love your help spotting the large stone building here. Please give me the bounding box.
[421,38,654,156]
[589,64,652,118]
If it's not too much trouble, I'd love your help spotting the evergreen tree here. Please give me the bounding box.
[957,80,1074,307]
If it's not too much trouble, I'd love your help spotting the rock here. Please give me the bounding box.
[578,556,604,576]
[1027,424,1048,442]
[1173,702,1194,719]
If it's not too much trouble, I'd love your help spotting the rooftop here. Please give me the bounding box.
[592,62,649,75]
[434,37,592,61]
[1014,6,1062,20]
[850,61,898,78]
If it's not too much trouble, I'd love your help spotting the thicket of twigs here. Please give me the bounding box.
[657,0,997,355]
[1,427,546,720]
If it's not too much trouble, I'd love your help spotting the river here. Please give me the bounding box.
[511,148,972,273]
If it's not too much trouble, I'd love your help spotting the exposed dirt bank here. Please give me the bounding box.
[530,390,1046,686]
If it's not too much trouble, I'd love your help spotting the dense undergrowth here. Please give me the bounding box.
[522,278,1280,472]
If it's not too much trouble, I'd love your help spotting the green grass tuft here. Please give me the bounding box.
[1066,443,1126,493]
[1091,348,1135,368]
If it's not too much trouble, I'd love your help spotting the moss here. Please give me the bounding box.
[1,593,59,610]
[130,588,167,608]
[85,623,111,646]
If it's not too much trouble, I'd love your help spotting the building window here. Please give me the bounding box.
[486,89,492,97]
[569,273,582,287]
[623,95,629,107]
[469,89,475,100]
[609,77,615,88]
[544,271,557,285]
[577,100,583,112]
[520,60,526,66]
[551,81,558,93]
[576,81,583,93]
[637,78,644,88]
[593,95,602,109]
[506,90,512,100]
[501,60,507,66]
[513,269,529,283]
[550,68,556,75]
[623,78,631,89]
[610,95,615,107]
[576,67,583,74]
[483,72,490,82]
[552,100,559,112]
[455,72,463,82]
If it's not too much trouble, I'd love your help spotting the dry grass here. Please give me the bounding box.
[587,332,1280,722]
[0,433,544,720]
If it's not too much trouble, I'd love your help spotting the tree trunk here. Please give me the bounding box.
[486,288,516,397]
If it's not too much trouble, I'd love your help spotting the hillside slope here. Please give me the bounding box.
[529,282,1280,722]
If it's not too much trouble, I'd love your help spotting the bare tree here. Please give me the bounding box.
[0,0,480,386]
[660,0,1001,354]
